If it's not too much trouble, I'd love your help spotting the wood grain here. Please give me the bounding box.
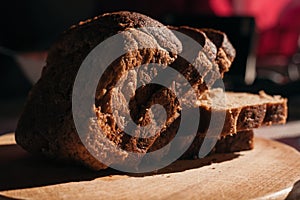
[1,133,300,200]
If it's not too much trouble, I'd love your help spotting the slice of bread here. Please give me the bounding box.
[15,11,287,171]
[199,89,287,136]
[173,26,236,76]
[169,26,236,91]
[181,130,254,159]
[200,28,236,74]
[147,89,287,155]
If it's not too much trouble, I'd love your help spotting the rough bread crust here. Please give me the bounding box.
[167,26,236,93]
[15,11,183,170]
[172,26,235,78]
[15,11,286,171]
[169,26,216,91]
[200,28,236,74]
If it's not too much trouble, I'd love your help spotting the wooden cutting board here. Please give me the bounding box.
[1,133,300,200]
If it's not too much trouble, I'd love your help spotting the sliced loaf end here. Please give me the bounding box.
[199,89,287,136]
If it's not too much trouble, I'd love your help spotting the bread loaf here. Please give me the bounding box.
[15,11,287,171]
[16,11,183,170]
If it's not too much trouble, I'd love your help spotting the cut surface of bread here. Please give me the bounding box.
[148,89,287,154]
[15,11,286,171]
[198,89,287,135]
[15,11,183,170]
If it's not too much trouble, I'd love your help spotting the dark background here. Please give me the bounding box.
[1,0,300,134]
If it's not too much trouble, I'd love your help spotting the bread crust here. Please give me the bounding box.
[15,12,286,171]
[15,11,182,170]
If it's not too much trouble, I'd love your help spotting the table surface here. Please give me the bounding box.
[1,133,300,200]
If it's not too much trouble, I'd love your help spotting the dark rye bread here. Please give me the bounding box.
[15,11,239,171]
[133,26,238,138]
[144,129,254,162]
[147,89,287,153]
[180,130,254,159]
[171,26,235,79]
[169,26,217,92]
[198,89,288,136]
[213,130,254,154]
[15,11,286,171]
[134,26,237,129]
[200,28,236,74]
[165,26,236,94]
[136,26,238,121]
[15,11,184,170]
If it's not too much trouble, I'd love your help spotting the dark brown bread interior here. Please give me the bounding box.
[15,11,286,171]
[198,89,287,136]
[147,89,287,154]
[15,11,184,170]
[181,130,254,159]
